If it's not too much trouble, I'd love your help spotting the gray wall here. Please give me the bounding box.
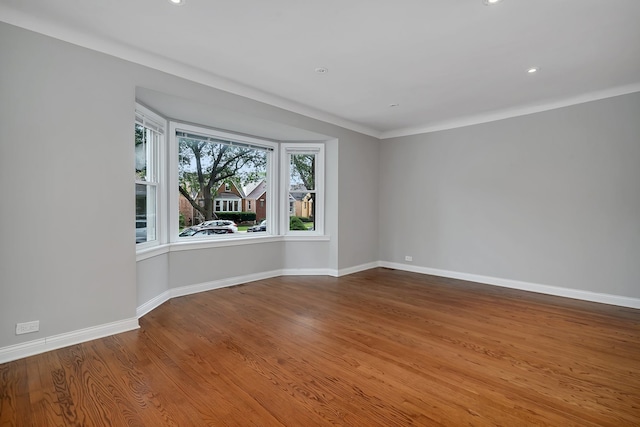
[380,92,640,298]
[137,254,169,308]
[0,22,380,350]
[1,23,138,346]
[338,131,380,270]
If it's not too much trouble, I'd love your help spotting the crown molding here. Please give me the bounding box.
[3,6,639,141]
[0,7,381,139]
[380,83,640,139]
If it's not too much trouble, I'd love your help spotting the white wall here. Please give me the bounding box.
[380,92,640,299]
[0,22,380,355]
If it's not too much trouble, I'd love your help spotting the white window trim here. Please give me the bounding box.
[135,103,167,251]
[214,198,241,212]
[280,143,325,236]
[168,122,279,242]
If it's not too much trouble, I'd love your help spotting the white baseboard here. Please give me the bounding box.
[6,262,636,364]
[170,269,284,299]
[136,290,171,318]
[282,268,336,277]
[136,268,336,322]
[0,317,139,364]
[336,261,380,277]
[379,261,640,309]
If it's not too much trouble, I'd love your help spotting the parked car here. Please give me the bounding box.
[178,227,199,237]
[136,219,147,243]
[194,220,238,233]
[192,227,235,236]
[247,219,267,232]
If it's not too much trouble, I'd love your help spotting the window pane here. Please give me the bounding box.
[177,133,267,236]
[289,153,316,232]
[290,154,315,191]
[136,183,156,244]
[135,104,164,248]
[289,191,315,231]
[135,124,147,181]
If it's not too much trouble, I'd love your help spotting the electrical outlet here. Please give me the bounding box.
[16,320,39,335]
[404,255,413,262]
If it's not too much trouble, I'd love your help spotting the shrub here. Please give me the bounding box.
[217,212,256,223]
[289,216,307,230]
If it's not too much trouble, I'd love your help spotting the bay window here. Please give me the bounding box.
[135,105,326,248]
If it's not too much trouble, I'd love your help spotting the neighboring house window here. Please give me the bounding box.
[247,200,252,210]
[172,122,276,239]
[281,143,324,234]
[215,199,240,212]
[135,104,165,247]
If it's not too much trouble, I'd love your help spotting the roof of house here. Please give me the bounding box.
[290,192,311,201]
[216,179,246,197]
[244,180,267,199]
[215,193,242,200]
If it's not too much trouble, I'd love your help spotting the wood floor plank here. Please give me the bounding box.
[1,268,639,426]
[0,360,30,426]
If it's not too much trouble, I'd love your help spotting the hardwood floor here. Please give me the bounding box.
[1,268,639,426]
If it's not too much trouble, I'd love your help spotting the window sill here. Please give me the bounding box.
[136,244,171,262]
[169,235,283,251]
[137,234,330,260]
[281,235,330,242]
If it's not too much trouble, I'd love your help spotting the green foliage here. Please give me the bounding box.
[297,217,312,223]
[179,213,185,228]
[135,124,147,180]
[217,212,256,223]
[178,136,267,221]
[290,154,316,221]
[289,216,307,230]
[290,154,315,190]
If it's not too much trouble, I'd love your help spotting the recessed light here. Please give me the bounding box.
[315,67,328,74]
[483,0,502,5]
[389,103,400,108]
[169,0,184,5]
[527,67,539,74]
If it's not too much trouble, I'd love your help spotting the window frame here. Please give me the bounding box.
[168,122,279,242]
[135,103,166,251]
[280,143,325,236]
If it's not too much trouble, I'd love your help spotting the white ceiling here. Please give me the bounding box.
[2,0,640,138]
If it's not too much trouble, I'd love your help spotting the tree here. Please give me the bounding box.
[135,124,146,180]
[290,154,316,220]
[178,137,266,222]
